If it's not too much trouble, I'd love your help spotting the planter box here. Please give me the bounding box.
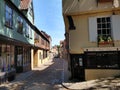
[98,41,114,47]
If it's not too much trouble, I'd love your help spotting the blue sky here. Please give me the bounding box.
[33,0,65,46]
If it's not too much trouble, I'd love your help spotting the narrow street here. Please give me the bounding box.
[0,58,69,90]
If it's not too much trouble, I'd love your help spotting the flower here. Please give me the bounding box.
[107,36,112,42]
[98,35,113,43]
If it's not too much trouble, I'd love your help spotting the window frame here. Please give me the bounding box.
[25,23,29,38]
[85,51,120,69]
[97,17,112,37]
[5,4,13,29]
[17,16,23,34]
[29,27,33,39]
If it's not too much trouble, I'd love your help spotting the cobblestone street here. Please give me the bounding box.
[0,58,69,90]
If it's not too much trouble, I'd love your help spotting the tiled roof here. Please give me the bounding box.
[20,0,32,10]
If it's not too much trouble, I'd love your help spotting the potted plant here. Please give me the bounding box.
[98,35,113,45]
[98,35,105,44]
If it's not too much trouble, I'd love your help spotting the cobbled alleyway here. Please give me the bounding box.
[0,58,69,90]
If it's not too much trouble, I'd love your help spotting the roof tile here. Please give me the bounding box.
[20,0,32,10]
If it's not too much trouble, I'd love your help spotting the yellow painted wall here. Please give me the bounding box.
[37,50,49,67]
[33,50,38,67]
[42,57,49,64]
[63,0,120,54]
[68,11,120,54]
[63,0,120,81]
[85,69,120,80]
[38,50,43,67]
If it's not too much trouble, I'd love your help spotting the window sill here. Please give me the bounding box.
[98,41,114,47]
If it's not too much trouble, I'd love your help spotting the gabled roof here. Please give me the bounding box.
[20,0,32,10]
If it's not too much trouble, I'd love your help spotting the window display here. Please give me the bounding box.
[23,47,31,66]
[16,46,23,67]
[86,51,119,69]
[0,44,15,72]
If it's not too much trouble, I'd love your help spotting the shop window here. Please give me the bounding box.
[10,45,14,69]
[23,48,31,65]
[5,4,13,28]
[86,52,120,69]
[0,44,15,72]
[16,47,23,67]
[17,16,23,34]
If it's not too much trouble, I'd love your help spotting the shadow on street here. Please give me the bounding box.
[0,58,69,90]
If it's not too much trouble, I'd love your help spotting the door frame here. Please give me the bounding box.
[70,54,85,81]
[15,46,23,73]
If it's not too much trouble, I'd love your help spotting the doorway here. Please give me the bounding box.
[70,54,85,81]
[15,46,23,73]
